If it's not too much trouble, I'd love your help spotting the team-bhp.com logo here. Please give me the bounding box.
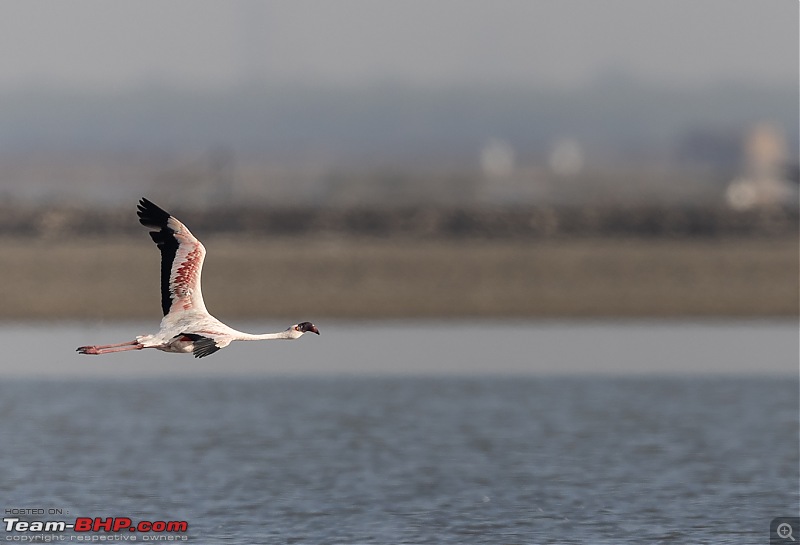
[4,516,188,541]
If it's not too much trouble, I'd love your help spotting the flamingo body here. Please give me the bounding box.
[77,198,319,358]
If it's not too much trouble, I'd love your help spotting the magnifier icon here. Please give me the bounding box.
[777,522,796,541]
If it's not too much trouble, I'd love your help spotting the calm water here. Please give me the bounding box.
[1,322,798,544]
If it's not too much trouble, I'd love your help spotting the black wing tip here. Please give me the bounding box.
[182,334,221,359]
[137,197,172,229]
[194,345,220,358]
[137,197,161,209]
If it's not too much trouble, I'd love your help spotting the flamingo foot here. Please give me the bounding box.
[76,341,143,355]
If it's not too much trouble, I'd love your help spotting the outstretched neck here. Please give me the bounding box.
[236,330,297,341]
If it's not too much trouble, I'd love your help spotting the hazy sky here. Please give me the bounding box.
[0,0,794,91]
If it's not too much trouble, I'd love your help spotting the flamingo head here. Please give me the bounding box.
[291,322,320,337]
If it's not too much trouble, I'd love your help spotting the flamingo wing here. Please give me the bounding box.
[180,334,222,358]
[137,198,208,316]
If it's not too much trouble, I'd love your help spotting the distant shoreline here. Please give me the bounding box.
[1,234,795,320]
[4,203,796,239]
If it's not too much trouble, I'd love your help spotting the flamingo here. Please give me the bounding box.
[77,198,319,358]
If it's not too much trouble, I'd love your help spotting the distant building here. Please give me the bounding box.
[479,138,518,203]
[725,123,796,210]
[548,138,584,177]
[480,138,516,179]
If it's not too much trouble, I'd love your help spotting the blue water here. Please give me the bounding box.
[2,375,797,544]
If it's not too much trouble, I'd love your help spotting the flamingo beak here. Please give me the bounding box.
[297,322,320,335]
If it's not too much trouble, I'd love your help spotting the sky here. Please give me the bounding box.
[0,0,794,92]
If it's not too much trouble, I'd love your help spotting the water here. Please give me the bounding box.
[1,320,797,377]
[1,322,798,544]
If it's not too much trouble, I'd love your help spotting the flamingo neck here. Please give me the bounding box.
[236,330,296,341]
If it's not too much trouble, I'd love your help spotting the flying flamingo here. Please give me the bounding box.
[77,198,319,358]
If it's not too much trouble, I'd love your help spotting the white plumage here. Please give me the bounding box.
[77,198,319,358]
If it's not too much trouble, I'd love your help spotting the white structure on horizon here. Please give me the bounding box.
[725,123,795,210]
[480,137,516,179]
[548,138,584,177]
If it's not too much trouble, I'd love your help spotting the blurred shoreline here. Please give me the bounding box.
[0,204,795,321]
[4,202,797,238]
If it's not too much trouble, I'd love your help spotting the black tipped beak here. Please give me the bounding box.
[298,322,319,335]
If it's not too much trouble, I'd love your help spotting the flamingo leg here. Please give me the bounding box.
[76,340,144,355]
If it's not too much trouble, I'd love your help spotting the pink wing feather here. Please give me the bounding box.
[137,198,208,316]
